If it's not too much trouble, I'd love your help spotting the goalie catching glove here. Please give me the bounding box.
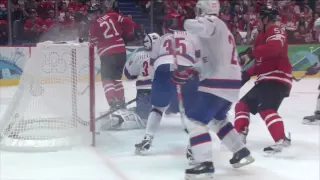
[171,65,197,85]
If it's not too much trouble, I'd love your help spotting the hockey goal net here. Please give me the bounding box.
[0,41,96,151]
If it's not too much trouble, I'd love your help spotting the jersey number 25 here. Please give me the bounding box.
[100,19,120,39]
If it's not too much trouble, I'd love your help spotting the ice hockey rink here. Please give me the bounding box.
[0,79,319,180]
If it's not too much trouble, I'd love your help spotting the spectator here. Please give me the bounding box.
[315,0,320,14]
[0,19,7,45]
[229,15,244,31]
[184,2,195,19]
[112,0,120,14]
[220,6,231,23]
[153,0,165,35]
[68,0,83,11]
[44,10,56,30]
[24,9,45,43]
[60,10,75,29]
[294,22,314,44]
[246,5,258,30]
[232,3,243,20]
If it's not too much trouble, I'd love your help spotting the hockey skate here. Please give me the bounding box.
[303,111,320,125]
[229,147,255,168]
[185,161,214,180]
[263,133,291,155]
[135,134,153,155]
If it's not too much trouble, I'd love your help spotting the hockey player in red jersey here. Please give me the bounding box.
[88,5,127,110]
[234,5,292,154]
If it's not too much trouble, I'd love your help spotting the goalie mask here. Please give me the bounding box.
[195,0,220,17]
[143,33,160,51]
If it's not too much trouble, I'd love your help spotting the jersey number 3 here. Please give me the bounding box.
[100,19,120,39]
[163,38,186,54]
[228,35,238,65]
[142,61,149,76]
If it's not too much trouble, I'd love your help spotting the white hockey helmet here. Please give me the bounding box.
[143,33,160,51]
[195,0,220,17]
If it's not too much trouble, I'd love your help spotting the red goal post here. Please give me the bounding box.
[0,41,97,151]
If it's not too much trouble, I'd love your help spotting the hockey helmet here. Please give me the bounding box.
[195,0,220,17]
[143,33,160,51]
[87,4,102,14]
[259,3,279,21]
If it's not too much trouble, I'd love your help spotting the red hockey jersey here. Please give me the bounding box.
[247,25,292,88]
[89,13,126,56]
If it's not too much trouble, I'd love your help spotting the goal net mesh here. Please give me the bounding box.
[0,41,95,151]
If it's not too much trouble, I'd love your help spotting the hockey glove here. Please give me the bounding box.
[241,71,251,86]
[239,47,253,67]
[305,63,320,75]
[171,66,196,85]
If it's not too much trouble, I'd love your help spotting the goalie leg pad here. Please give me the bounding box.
[100,109,144,130]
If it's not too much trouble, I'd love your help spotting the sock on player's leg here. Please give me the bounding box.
[186,119,212,162]
[102,80,116,105]
[234,102,250,133]
[114,80,125,101]
[209,119,245,153]
[259,109,285,142]
[145,107,165,136]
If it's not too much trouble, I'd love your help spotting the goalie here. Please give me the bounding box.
[100,33,160,130]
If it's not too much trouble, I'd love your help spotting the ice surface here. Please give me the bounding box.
[0,79,319,180]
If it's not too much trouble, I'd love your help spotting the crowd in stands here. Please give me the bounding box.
[138,0,320,45]
[0,0,142,45]
[0,0,319,45]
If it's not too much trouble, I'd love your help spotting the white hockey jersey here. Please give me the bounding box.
[184,15,242,102]
[150,31,201,70]
[124,50,152,89]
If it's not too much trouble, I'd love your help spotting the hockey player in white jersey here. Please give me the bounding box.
[303,63,320,124]
[135,22,201,155]
[100,33,160,130]
[179,0,254,179]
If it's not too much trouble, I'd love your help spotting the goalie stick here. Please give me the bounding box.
[95,98,137,122]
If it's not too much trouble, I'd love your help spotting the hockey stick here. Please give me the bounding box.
[172,32,188,131]
[293,74,307,82]
[95,98,137,122]
[79,69,101,95]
